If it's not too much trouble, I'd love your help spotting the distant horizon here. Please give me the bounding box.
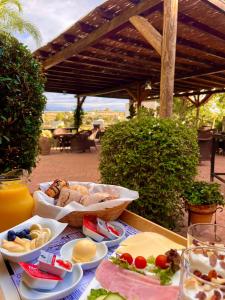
[44,93,129,112]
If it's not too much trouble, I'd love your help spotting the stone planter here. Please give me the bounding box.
[187,204,217,224]
[39,137,51,155]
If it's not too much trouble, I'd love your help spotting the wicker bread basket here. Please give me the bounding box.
[59,201,130,227]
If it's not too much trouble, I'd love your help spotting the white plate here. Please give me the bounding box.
[60,238,108,270]
[0,215,67,262]
[19,264,83,300]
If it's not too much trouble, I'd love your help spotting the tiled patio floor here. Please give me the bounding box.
[28,148,225,236]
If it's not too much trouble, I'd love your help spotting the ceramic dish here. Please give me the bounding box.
[19,264,83,300]
[0,215,67,262]
[101,221,126,248]
[60,238,108,270]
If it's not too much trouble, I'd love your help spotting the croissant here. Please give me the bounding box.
[56,188,82,207]
[69,185,89,196]
[81,192,118,206]
[45,179,68,198]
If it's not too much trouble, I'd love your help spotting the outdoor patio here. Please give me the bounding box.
[28,150,225,236]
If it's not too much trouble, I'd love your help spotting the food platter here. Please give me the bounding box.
[0,210,187,300]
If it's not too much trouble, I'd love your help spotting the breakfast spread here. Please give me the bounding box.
[83,216,120,242]
[38,250,72,277]
[1,223,52,253]
[72,239,97,263]
[44,179,119,207]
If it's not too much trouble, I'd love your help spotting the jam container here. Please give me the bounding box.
[38,250,73,277]
[19,262,62,290]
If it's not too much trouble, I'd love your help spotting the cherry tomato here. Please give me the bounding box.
[134,256,147,269]
[120,253,133,265]
[155,255,168,269]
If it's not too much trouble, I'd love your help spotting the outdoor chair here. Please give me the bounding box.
[198,129,213,161]
[70,132,96,153]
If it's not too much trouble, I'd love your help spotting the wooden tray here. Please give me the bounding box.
[0,210,186,299]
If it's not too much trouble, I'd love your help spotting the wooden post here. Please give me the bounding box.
[137,84,142,111]
[74,96,86,133]
[159,0,178,118]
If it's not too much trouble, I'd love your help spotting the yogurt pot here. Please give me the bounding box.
[19,262,62,290]
[38,250,73,277]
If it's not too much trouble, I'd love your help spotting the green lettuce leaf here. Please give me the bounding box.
[87,288,108,300]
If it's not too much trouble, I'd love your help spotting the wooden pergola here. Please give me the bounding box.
[34,0,225,117]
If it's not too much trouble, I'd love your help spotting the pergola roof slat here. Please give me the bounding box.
[34,0,225,99]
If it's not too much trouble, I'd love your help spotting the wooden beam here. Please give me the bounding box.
[198,94,213,106]
[126,88,138,102]
[43,0,162,70]
[174,88,225,97]
[110,34,222,68]
[65,58,153,77]
[78,82,139,97]
[206,0,225,12]
[129,15,162,55]
[178,12,225,42]
[159,0,178,117]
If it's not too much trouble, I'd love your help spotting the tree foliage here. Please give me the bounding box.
[0,0,41,45]
[100,112,199,229]
[0,32,46,173]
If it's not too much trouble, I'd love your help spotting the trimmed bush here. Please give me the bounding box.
[100,113,199,229]
[0,32,46,173]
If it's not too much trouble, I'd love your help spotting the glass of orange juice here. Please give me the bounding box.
[0,171,34,232]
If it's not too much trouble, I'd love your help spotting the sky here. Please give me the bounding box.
[18,0,128,112]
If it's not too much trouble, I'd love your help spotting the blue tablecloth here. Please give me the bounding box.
[10,220,139,299]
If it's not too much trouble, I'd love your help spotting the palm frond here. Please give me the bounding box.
[0,0,22,12]
[0,9,42,46]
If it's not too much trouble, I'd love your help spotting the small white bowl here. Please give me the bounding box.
[102,221,126,248]
[60,238,108,270]
[0,215,67,262]
[19,264,83,300]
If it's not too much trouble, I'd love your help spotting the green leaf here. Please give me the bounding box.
[87,289,108,300]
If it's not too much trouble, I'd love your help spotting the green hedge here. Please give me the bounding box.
[100,113,199,229]
[0,32,46,173]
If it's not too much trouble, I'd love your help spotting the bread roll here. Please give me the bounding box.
[81,192,118,206]
[45,179,68,198]
[69,185,89,195]
[56,188,82,207]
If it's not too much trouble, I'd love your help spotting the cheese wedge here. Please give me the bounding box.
[116,232,185,258]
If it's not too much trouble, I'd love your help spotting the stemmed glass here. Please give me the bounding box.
[187,223,225,248]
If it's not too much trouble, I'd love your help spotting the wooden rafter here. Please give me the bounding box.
[205,0,225,12]
[129,15,162,55]
[43,0,162,69]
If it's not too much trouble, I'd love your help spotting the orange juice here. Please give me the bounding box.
[0,180,34,232]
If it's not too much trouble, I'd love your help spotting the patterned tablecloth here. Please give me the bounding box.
[9,221,139,300]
